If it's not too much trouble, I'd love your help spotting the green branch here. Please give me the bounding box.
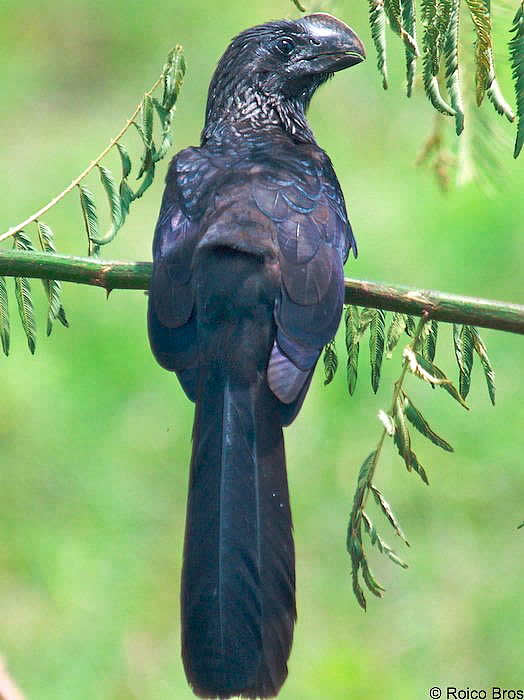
[1,250,523,335]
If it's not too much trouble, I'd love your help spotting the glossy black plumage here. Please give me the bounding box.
[148,13,364,698]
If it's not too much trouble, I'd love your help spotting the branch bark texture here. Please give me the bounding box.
[1,250,523,335]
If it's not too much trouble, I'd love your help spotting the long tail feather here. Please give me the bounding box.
[181,366,295,699]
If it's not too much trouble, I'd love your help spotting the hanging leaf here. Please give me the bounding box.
[119,179,135,223]
[36,221,68,334]
[459,325,474,399]
[371,485,409,544]
[369,309,386,393]
[401,0,418,95]
[453,322,465,375]
[116,142,132,179]
[361,556,385,597]
[402,391,454,451]
[134,163,156,200]
[362,512,408,567]
[404,347,469,409]
[509,0,524,158]
[345,305,360,395]
[369,0,389,89]
[443,0,465,134]
[421,319,439,361]
[91,165,123,246]
[152,97,173,161]
[13,232,37,354]
[386,312,407,358]
[465,0,493,105]
[142,94,154,148]
[393,395,430,485]
[384,0,419,56]
[393,395,414,471]
[323,340,338,385]
[470,326,496,404]
[78,185,99,254]
[0,276,9,356]
[405,314,416,337]
[421,0,456,115]
[162,46,186,111]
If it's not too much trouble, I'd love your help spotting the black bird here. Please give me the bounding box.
[148,13,365,698]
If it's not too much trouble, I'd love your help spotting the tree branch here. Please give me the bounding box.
[1,250,523,335]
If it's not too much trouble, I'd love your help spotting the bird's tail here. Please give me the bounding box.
[181,363,296,699]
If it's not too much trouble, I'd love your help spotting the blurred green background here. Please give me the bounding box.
[1,0,523,698]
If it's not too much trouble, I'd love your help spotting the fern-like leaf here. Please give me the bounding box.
[384,0,419,55]
[403,347,469,408]
[78,185,99,255]
[401,0,418,95]
[162,46,186,112]
[402,391,454,451]
[369,0,389,89]
[459,325,474,399]
[116,142,132,179]
[36,221,68,334]
[422,0,456,116]
[470,326,496,404]
[323,340,338,385]
[13,232,37,354]
[92,165,123,246]
[133,164,155,200]
[345,305,360,395]
[465,0,493,105]
[371,485,409,544]
[386,312,407,357]
[509,0,524,157]
[421,318,439,361]
[443,0,465,133]
[362,512,408,567]
[0,275,9,356]
[369,309,386,393]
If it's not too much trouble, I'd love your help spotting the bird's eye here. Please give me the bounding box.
[276,37,296,55]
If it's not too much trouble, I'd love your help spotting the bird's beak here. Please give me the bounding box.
[299,13,366,73]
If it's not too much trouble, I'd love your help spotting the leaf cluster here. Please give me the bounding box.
[322,311,497,609]
[0,226,68,355]
[80,47,186,255]
[0,48,185,355]
[291,0,522,160]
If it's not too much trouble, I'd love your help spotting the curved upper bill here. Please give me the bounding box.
[298,13,366,73]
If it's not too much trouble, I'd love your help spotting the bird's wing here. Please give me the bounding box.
[147,152,207,401]
[252,148,355,415]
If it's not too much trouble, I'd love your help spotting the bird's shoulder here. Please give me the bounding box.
[167,136,355,261]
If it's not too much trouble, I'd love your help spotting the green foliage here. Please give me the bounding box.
[0,47,185,352]
[401,0,418,95]
[0,275,9,356]
[13,232,37,354]
[465,0,492,105]
[509,1,524,157]
[443,0,465,134]
[345,314,497,609]
[0,223,69,354]
[36,221,68,335]
[345,305,360,395]
[299,0,523,160]
[369,0,389,89]
[323,340,338,384]
[369,308,386,393]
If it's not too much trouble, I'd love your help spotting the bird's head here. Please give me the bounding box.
[202,13,365,143]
